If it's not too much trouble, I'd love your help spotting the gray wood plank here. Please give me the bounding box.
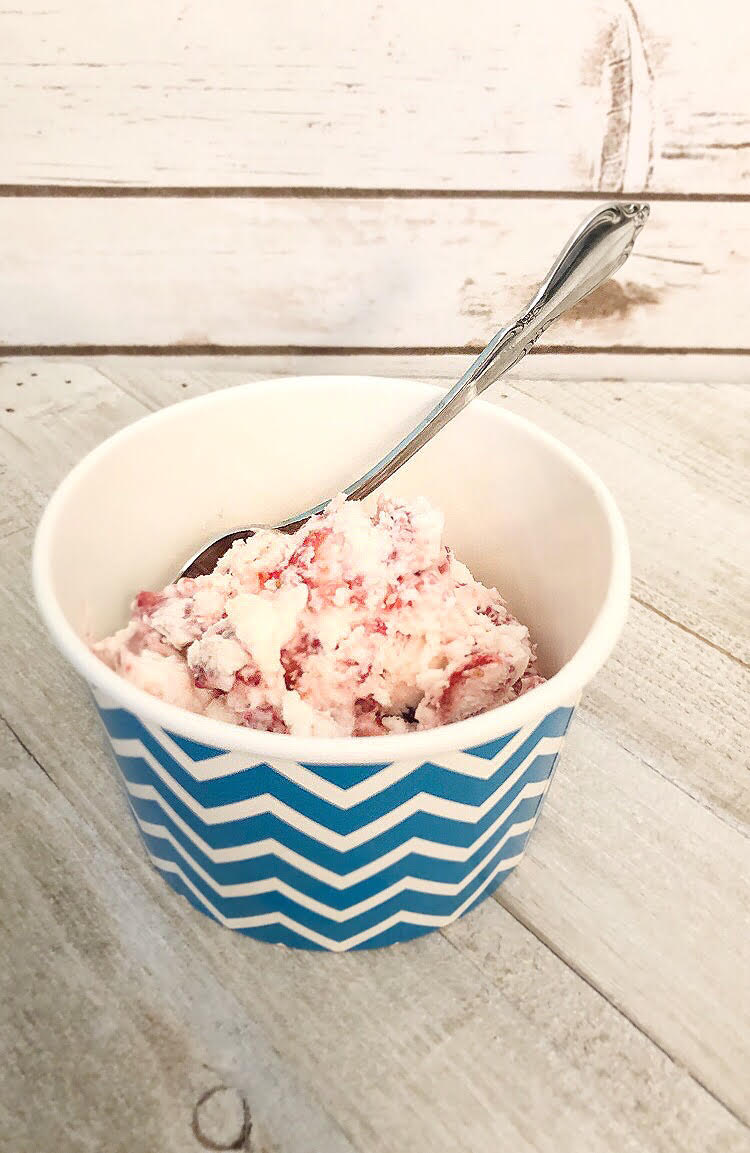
[3,718,747,1152]
[495,713,750,1120]
[1,199,748,351]
[0,720,358,1153]
[1,356,748,1145]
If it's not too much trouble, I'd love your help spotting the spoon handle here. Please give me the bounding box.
[277,201,649,532]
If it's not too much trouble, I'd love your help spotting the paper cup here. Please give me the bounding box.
[34,377,629,950]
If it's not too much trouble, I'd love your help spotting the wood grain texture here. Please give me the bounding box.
[1,0,748,192]
[0,721,358,1153]
[1,357,748,1144]
[2,0,748,1137]
[495,715,750,1121]
[3,722,747,1153]
[0,198,747,349]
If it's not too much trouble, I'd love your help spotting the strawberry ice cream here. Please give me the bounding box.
[94,495,545,737]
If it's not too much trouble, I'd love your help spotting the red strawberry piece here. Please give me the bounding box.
[257,568,282,586]
[353,694,387,735]
[288,527,331,570]
[280,634,322,691]
[242,706,286,734]
[438,653,496,720]
[134,590,165,615]
[480,604,511,627]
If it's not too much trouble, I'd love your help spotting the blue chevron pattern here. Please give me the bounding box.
[94,692,575,950]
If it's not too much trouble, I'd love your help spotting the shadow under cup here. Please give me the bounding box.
[33,376,629,951]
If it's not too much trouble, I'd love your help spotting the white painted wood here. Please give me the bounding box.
[0,198,746,348]
[1,357,748,1141]
[1,0,748,192]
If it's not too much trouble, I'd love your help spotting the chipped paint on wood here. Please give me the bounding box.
[588,1,653,192]
[567,278,660,322]
[0,0,747,192]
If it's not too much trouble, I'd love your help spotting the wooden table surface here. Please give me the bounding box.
[1,355,748,1153]
[1,1,749,1149]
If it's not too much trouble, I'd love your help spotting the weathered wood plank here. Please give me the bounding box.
[494,714,750,1123]
[0,198,746,350]
[582,598,749,830]
[3,717,748,1152]
[0,721,358,1153]
[495,378,750,663]
[1,0,748,192]
[1,357,748,1134]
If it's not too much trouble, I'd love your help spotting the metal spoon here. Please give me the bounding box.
[179,200,649,580]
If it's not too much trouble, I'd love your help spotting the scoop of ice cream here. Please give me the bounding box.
[94,494,544,736]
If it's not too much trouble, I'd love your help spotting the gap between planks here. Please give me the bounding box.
[5,345,750,357]
[0,186,749,202]
[1,711,59,789]
[481,897,750,1131]
[631,595,749,670]
[5,351,750,379]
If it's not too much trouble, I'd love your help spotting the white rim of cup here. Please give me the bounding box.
[33,376,630,765]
